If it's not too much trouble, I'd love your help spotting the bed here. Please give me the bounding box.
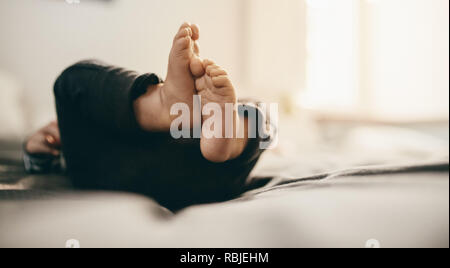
[0,123,448,248]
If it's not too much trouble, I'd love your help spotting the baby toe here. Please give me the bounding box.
[206,64,221,76]
[195,76,207,91]
[174,36,191,51]
[211,75,231,88]
[190,24,200,41]
[178,22,191,32]
[210,68,227,77]
[174,26,192,43]
[203,59,215,69]
[193,41,200,56]
[190,57,205,77]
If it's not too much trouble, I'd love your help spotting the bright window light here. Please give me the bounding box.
[301,0,360,113]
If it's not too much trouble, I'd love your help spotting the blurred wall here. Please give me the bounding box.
[0,0,246,132]
[245,0,307,104]
[361,0,449,121]
[0,0,448,138]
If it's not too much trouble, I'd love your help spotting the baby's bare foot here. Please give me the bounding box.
[195,59,237,107]
[162,23,203,109]
[196,60,247,163]
[135,23,204,131]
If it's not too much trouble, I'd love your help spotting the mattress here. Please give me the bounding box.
[0,124,448,248]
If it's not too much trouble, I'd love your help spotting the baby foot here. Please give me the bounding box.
[195,60,246,163]
[135,23,204,131]
[163,23,203,109]
[195,59,237,107]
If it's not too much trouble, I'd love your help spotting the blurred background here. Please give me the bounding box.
[0,0,448,151]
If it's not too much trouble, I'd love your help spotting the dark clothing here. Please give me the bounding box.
[52,60,267,211]
[23,149,64,174]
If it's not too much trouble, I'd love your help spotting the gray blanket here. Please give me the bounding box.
[0,154,448,247]
[1,122,449,248]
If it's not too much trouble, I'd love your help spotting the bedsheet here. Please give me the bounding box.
[0,158,447,248]
[0,123,448,248]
